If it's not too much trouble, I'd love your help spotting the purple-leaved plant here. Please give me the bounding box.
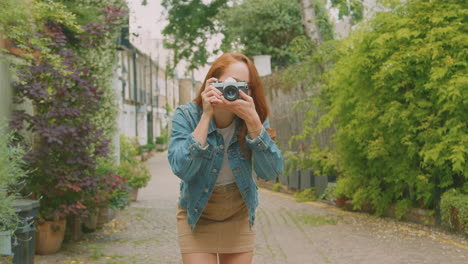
[9,7,126,220]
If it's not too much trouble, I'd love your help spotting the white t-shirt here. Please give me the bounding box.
[215,121,236,186]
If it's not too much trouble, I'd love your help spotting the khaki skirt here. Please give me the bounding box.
[176,182,256,254]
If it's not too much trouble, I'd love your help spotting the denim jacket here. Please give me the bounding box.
[168,102,283,231]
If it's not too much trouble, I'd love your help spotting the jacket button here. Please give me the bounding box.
[220,145,224,150]
[194,208,198,212]
[212,169,218,173]
[204,188,209,193]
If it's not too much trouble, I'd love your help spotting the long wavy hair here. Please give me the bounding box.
[194,53,270,158]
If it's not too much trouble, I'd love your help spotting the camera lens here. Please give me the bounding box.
[224,85,239,101]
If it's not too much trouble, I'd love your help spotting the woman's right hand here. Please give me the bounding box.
[201,77,223,117]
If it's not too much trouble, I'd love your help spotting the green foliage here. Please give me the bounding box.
[94,158,130,210]
[0,0,82,74]
[440,189,467,234]
[330,0,364,24]
[161,0,228,70]
[117,160,151,189]
[333,177,354,199]
[120,134,139,162]
[2,0,128,220]
[217,0,305,69]
[294,187,317,202]
[119,134,152,189]
[0,124,30,232]
[271,183,282,192]
[294,0,467,216]
[319,182,336,201]
[309,0,336,42]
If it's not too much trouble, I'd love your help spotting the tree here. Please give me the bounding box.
[161,0,228,71]
[217,0,305,69]
[299,0,322,44]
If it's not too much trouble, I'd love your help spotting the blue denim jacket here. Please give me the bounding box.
[168,102,283,231]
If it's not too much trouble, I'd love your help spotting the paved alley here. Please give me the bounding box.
[36,152,467,264]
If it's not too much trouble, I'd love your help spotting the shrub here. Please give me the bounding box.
[272,183,282,192]
[441,189,467,234]
[319,183,336,202]
[0,125,29,233]
[117,160,151,189]
[296,0,467,216]
[294,188,317,203]
[120,134,139,162]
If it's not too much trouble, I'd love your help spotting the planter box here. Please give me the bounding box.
[155,143,167,152]
[0,231,12,256]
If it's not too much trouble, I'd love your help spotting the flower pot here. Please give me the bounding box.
[335,197,349,208]
[156,143,167,151]
[35,219,66,255]
[2,38,41,62]
[0,230,12,256]
[129,188,139,202]
[82,209,99,233]
[65,215,82,241]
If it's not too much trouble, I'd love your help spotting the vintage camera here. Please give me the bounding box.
[211,79,248,101]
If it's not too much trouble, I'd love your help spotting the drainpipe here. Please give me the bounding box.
[133,50,138,138]
[149,56,153,143]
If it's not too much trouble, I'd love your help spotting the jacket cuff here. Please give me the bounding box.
[245,126,269,151]
[189,133,211,158]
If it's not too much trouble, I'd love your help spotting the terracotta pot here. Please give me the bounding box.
[130,188,139,202]
[97,207,114,228]
[65,215,83,241]
[82,209,99,233]
[35,219,66,255]
[2,38,42,62]
[335,197,348,208]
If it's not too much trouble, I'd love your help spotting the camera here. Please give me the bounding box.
[211,79,248,101]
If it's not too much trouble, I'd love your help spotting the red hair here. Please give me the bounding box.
[194,53,270,158]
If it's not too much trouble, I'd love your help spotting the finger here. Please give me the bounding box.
[209,97,223,104]
[205,90,223,100]
[205,77,218,88]
[239,90,253,102]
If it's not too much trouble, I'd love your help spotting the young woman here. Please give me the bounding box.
[168,53,283,264]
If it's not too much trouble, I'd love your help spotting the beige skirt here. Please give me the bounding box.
[176,182,256,254]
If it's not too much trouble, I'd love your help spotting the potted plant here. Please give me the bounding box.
[117,160,151,202]
[92,158,130,228]
[9,22,113,251]
[333,177,353,209]
[0,125,30,258]
[155,129,169,152]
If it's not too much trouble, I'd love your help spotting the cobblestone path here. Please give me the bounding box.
[35,152,467,264]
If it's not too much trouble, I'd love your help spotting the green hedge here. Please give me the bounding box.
[441,189,467,234]
[292,0,467,216]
